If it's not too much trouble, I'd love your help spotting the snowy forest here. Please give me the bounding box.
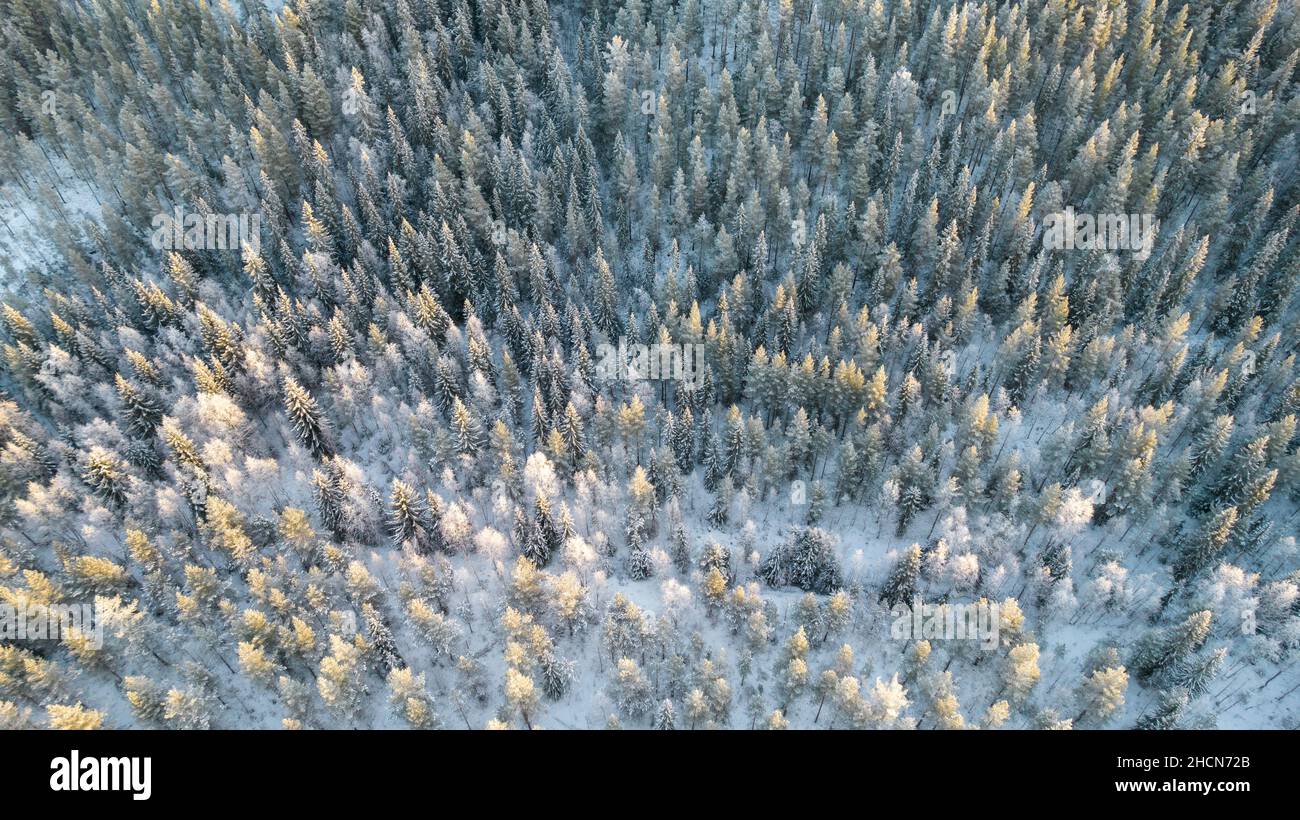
[0,0,1298,731]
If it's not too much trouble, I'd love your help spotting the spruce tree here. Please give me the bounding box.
[283,376,331,458]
